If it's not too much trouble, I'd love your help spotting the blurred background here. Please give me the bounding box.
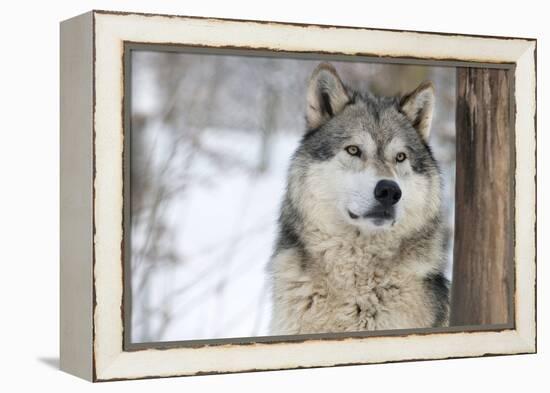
[129,50,456,343]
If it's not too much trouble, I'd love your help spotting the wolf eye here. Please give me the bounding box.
[345,145,361,157]
[396,152,407,162]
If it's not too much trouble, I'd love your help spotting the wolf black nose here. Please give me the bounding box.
[374,180,402,207]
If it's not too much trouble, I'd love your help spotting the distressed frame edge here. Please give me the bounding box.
[96,330,535,382]
[512,40,537,354]
[91,9,538,42]
[88,11,537,382]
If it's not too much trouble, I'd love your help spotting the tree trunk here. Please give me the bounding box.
[450,67,514,326]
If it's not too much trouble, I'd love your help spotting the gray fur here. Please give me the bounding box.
[270,63,449,335]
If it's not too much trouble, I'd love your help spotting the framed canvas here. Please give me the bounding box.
[60,10,537,382]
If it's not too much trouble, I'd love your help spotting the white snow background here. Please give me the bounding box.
[129,51,456,343]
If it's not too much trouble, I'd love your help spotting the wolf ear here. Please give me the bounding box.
[306,63,350,129]
[400,82,435,141]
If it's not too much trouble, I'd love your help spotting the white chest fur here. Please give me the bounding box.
[270,232,438,335]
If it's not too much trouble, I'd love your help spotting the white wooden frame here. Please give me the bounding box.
[60,10,536,382]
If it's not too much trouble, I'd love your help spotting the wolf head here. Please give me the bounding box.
[288,63,442,236]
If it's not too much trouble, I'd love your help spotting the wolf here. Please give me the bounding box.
[269,63,450,335]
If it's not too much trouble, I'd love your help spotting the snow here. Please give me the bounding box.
[131,128,300,342]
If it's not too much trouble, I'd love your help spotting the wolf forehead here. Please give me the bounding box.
[299,95,438,175]
[297,63,438,173]
[302,94,422,154]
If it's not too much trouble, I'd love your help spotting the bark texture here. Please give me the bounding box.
[451,67,514,326]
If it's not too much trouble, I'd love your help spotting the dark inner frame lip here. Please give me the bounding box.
[121,41,517,352]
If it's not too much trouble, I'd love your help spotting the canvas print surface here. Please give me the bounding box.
[129,50,457,343]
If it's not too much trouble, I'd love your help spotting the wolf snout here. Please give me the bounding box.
[374,180,402,207]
